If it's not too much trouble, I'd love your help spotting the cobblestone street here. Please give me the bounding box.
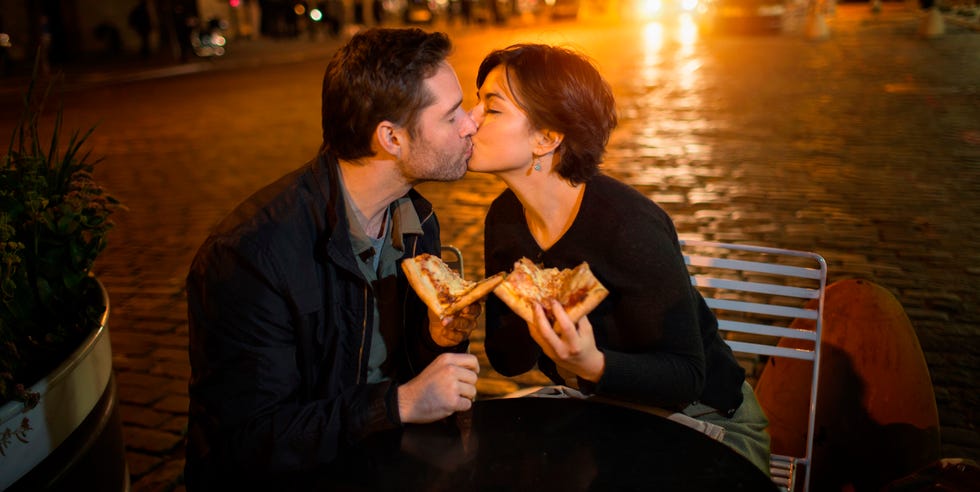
[1,4,977,490]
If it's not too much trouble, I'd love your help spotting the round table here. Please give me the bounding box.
[320,397,777,491]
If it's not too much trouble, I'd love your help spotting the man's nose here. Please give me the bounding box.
[461,110,478,137]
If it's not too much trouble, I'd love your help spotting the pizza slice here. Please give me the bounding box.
[401,253,506,318]
[493,258,609,324]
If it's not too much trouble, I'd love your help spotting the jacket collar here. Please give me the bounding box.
[312,154,434,272]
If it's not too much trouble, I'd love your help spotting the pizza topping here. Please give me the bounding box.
[402,253,505,318]
[493,258,608,323]
[415,254,473,303]
[562,285,591,308]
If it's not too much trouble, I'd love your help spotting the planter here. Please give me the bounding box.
[0,279,129,491]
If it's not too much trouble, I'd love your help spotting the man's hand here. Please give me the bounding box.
[398,352,480,423]
[429,303,481,347]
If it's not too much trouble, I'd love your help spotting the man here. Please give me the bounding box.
[185,28,480,489]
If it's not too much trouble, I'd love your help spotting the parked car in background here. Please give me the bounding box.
[702,0,806,33]
[622,0,710,21]
[547,0,581,19]
[403,0,435,23]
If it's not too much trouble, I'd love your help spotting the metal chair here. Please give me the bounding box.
[441,245,464,279]
[680,240,827,492]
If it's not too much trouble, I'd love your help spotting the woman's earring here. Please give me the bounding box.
[533,157,542,172]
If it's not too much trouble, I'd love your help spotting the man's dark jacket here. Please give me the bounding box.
[184,156,463,488]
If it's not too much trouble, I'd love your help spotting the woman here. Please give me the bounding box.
[468,44,771,473]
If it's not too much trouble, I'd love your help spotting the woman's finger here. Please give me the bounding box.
[577,314,594,343]
[532,302,572,358]
[529,303,559,347]
[549,300,579,343]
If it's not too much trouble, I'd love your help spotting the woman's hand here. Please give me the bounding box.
[529,299,605,383]
[429,303,482,347]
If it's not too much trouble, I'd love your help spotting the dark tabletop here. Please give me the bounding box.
[318,397,777,491]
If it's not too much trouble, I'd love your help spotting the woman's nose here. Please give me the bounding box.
[468,106,484,126]
[460,111,478,137]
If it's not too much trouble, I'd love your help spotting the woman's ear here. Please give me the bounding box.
[376,121,403,158]
[534,129,564,155]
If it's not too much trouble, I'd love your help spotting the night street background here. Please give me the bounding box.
[1,3,977,490]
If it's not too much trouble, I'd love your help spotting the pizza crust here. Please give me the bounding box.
[559,262,609,322]
[492,279,538,324]
[446,272,506,316]
[401,253,505,318]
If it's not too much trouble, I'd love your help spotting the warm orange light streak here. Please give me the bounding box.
[642,21,665,53]
[677,14,699,47]
[639,22,665,87]
[638,0,664,17]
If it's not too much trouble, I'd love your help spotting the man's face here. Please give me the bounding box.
[397,63,477,182]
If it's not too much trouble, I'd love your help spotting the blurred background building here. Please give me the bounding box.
[0,0,621,70]
[0,0,374,67]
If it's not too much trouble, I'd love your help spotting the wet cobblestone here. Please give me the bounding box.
[1,4,976,490]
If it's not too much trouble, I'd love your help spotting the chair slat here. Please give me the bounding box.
[717,319,818,342]
[690,275,821,300]
[724,340,817,361]
[685,254,823,280]
[705,298,818,320]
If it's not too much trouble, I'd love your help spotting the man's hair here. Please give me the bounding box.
[320,28,452,160]
[476,44,617,185]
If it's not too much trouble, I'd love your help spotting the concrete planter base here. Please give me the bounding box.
[0,279,129,491]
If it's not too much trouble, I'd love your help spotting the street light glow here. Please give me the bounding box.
[638,0,664,17]
[677,14,699,45]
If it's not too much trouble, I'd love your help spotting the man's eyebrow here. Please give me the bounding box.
[444,98,463,118]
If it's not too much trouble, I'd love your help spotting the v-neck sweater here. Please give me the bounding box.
[484,173,745,415]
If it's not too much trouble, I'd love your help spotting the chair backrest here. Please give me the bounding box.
[680,240,827,492]
[441,245,465,279]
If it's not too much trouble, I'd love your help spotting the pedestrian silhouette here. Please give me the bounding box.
[173,4,194,62]
[129,0,152,58]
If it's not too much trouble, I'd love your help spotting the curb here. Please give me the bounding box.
[945,13,980,31]
[0,35,346,100]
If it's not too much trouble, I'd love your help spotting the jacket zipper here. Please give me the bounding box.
[356,285,369,383]
[357,210,431,383]
[403,235,421,374]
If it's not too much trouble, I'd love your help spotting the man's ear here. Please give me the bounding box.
[376,121,404,157]
[534,129,564,155]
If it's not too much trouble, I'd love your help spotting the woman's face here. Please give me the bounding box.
[467,65,540,175]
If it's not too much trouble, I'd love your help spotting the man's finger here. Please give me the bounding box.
[457,368,479,385]
[459,381,478,400]
[459,303,481,318]
[447,352,480,372]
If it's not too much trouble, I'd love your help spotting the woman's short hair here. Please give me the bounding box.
[476,44,617,184]
[320,28,452,160]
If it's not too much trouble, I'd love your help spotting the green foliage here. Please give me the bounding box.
[0,63,121,406]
